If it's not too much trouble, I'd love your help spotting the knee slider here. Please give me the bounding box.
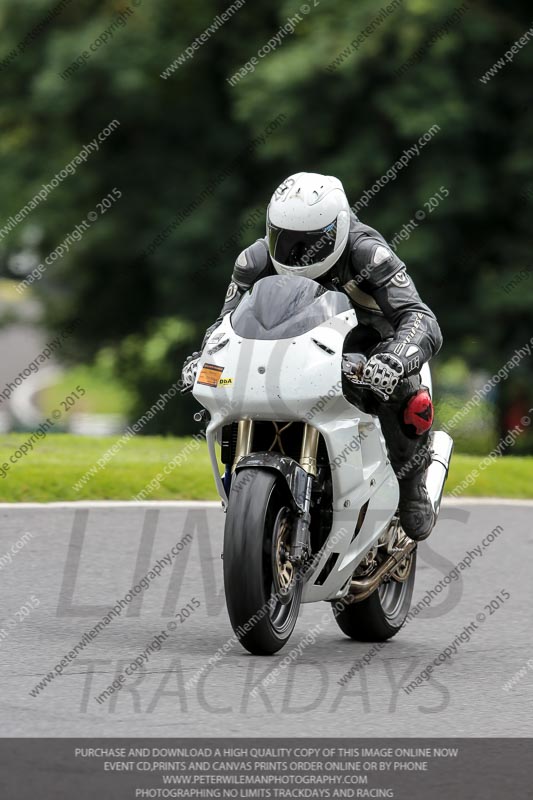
[402,387,434,437]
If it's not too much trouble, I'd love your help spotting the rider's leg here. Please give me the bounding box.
[374,375,435,541]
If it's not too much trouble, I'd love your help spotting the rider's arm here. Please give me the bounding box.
[371,273,443,368]
[351,237,443,374]
[200,239,270,349]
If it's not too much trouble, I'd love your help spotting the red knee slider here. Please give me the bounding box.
[403,388,434,436]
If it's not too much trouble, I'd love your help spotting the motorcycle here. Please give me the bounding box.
[192,275,453,655]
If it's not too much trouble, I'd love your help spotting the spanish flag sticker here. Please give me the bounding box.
[198,363,224,388]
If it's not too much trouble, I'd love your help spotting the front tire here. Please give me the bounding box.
[223,469,302,655]
[333,550,417,641]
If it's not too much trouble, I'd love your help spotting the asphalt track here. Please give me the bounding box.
[0,499,531,737]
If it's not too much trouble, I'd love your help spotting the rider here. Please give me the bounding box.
[181,173,442,541]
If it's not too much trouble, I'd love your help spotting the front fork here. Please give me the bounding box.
[231,419,319,566]
[224,418,254,494]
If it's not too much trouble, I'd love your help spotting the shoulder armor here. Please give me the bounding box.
[233,238,271,288]
[350,235,405,290]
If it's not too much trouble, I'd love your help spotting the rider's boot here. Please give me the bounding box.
[398,463,434,541]
[376,381,436,541]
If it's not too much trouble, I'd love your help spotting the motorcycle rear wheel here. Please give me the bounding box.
[333,550,417,642]
[223,469,302,655]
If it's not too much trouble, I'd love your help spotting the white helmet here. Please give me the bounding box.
[266,172,350,280]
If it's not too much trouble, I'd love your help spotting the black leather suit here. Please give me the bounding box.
[202,212,442,481]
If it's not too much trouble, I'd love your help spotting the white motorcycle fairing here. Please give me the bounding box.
[192,278,426,604]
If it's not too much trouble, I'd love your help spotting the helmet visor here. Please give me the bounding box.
[267,219,338,268]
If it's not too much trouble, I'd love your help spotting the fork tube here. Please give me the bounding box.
[300,424,320,476]
[232,419,254,472]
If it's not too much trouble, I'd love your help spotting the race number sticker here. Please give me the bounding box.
[197,363,224,388]
[274,176,296,199]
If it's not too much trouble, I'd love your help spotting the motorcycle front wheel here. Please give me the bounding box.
[223,468,302,655]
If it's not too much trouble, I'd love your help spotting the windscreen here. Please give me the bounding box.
[231,275,352,340]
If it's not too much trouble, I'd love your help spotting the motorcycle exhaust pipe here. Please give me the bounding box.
[426,430,454,516]
[349,535,417,603]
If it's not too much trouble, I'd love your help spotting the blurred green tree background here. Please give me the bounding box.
[0,0,532,447]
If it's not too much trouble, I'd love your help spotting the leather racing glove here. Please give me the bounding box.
[180,352,201,394]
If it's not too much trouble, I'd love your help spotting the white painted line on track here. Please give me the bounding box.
[442,497,533,507]
[0,500,223,509]
[0,497,532,510]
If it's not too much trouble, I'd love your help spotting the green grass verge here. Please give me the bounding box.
[0,434,215,502]
[0,433,532,503]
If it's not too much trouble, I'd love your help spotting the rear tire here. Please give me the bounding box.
[223,469,302,655]
[333,550,417,641]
